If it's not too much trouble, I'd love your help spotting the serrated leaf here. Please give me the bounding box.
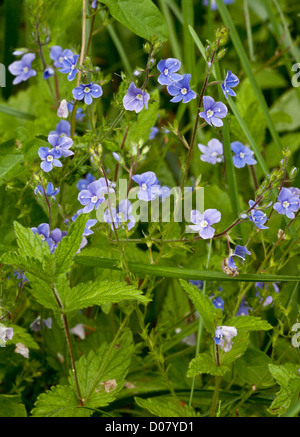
[268,364,300,416]
[62,280,150,312]
[221,332,249,366]
[25,273,58,310]
[6,325,39,350]
[135,396,200,417]
[180,280,217,332]
[235,348,273,388]
[225,316,272,332]
[0,252,47,281]
[100,0,168,42]
[187,352,229,377]
[14,221,51,262]
[54,214,88,276]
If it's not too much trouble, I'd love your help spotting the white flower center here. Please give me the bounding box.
[283,201,290,208]
[84,87,90,93]
[164,68,169,75]
[47,155,53,162]
[117,212,123,220]
[181,88,188,95]
[141,183,147,191]
[40,234,45,241]
[91,195,98,203]
[207,109,214,118]
[59,56,63,63]
[200,220,208,228]
[71,64,76,70]
[136,94,143,101]
[211,152,218,157]
[23,66,29,73]
[239,152,245,159]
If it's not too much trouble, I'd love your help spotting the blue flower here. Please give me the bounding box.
[157,58,182,85]
[255,282,278,307]
[221,70,239,98]
[34,182,60,199]
[198,138,224,164]
[132,171,161,201]
[48,134,74,157]
[149,127,159,140]
[231,142,257,168]
[273,187,300,219]
[77,173,96,190]
[104,200,136,231]
[50,46,74,69]
[8,53,36,85]
[248,200,268,229]
[189,209,221,239]
[50,120,71,137]
[167,74,197,103]
[59,54,79,81]
[72,82,103,105]
[13,270,28,286]
[38,147,62,173]
[213,296,224,310]
[67,101,85,121]
[31,223,55,253]
[189,280,204,289]
[78,178,115,213]
[199,96,228,127]
[203,0,235,10]
[30,316,52,332]
[91,0,97,8]
[72,209,97,236]
[214,325,237,352]
[43,67,55,80]
[112,152,121,162]
[237,299,252,316]
[123,82,150,113]
[228,245,251,269]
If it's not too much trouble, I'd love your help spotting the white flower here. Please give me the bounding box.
[214,325,237,352]
[15,342,29,358]
[70,323,86,340]
[57,99,69,118]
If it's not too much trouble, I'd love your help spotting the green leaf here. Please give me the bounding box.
[61,280,150,311]
[100,0,168,42]
[180,279,218,332]
[0,395,27,417]
[0,104,35,120]
[0,252,46,281]
[74,255,300,282]
[135,396,200,417]
[6,325,39,351]
[235,348,273,387]
[25,274,59,310]
[54,214,88,276]
[268,364,300,416]
[14,221,51,262]
[0,140,24,187]
[225,316,272,332]
[221,332,249,366]
[187,352,229,377]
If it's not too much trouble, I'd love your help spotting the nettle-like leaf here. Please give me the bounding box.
[6,325,39,351]
[14,221,51,262]
[134,396,200,417]
[0,395,27,417]
[225,316,272,332]
[268,364,300,416]
[54,213,88,276]
[187,352,230,377]
[100,0,168,42]
[0,140,24,187]
[0,252,47,281]
[61,280,150,312]
[180,279,219,333]
[32,331,134,417]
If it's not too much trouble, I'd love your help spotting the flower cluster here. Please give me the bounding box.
[38,133,74,173]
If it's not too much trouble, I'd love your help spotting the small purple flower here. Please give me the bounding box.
[59,54,79,81]
[91,0,97,8]
[48,134,74,157]
[77,173,96,191]
[167,74,197,104]
[273,187,300,219]
[198,138,224,164]
[189,209,221,239]
[248,200,268,229]
[237,299,252,316]
[71,209,97,236]
[231,142,257,168]
[50,120,71,137]
[72,82,103,105]
[149,127,159,140]
[8,53,36,85]
[112,152,121,162]
[104,200,136,231]
[38,147,62,173]
[199,96,228,127]
[43,67,55,80]
[50,228,67,252]
[228,245,251,269]
[67,101,85,121]
[13,270,28,286]
[30,316,52,332]
[34,182,60,199]
[221,70,239,99]
[50,46,74,69]
[78,178,115,213]
[157,58,183,86]
[123,82,150,113]
[31,223,55,253]
[289,187,300,197]
[0,326,14,345]
[214,325,237,352]
[132,171,161,201]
